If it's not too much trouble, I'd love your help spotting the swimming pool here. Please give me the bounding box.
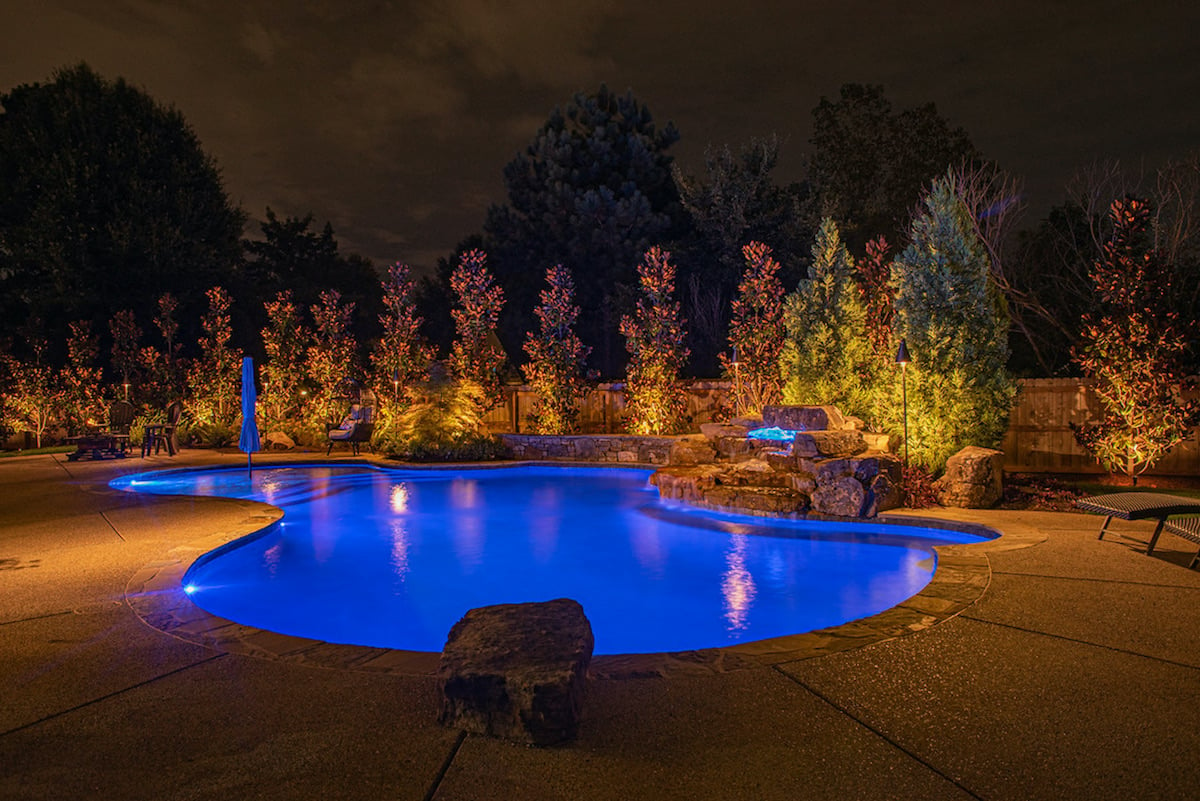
[113,464,989,655]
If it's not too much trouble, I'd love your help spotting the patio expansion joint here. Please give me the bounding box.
[0,652,226,739]
[958,615,1200,672]
[771,663,987,801]
[422,729,467,801]
[0,609,75,627]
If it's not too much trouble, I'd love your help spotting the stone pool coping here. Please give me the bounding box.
[123,460,1046,680]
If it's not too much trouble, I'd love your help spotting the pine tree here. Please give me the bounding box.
[620,246,690,435]
[720,241,786,415]
[780,218,879,421]
[891,172,1016,470]
[449,249,506,411]
[1072,197,1200,482]
[522,265,591,434]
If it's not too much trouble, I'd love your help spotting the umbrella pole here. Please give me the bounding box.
[247,452,252,480]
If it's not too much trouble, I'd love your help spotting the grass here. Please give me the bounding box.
[0,445,75,458]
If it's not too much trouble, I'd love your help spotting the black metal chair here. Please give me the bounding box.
[326,402,375,456]
[142,401,183,457]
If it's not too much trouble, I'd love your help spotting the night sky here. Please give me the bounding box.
[3,0,1198,277]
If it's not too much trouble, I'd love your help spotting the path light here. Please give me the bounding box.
[896,338,911,467]
[392,368,400,396]
[731,346,741,417]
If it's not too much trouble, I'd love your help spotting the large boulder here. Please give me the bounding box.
[762,405,847,432]
[810,476,867,517]
[669,435,717,465]
[438,599,594,746]
[793,430,867,459]
[935,446,1004,508]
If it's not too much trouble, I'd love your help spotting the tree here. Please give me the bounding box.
[186,287,241,428]
[306,290,358,434]
[108,310,142,401]
[449,249,506,411]
[0,63,244,363]
[241,209,381,354]
[780,219,880,422]
[259,291,310,434]
[1072,197,1200,482]
[482,85,684,376]
[674,137,813,373]
[371,262,433,415]
[522,265,591,434]
[809,84,979,252]
[891,172,1017,470]
[620,246,690,435]
[58,321,106,436]
[0,334,56,448]
[720,242,786,415]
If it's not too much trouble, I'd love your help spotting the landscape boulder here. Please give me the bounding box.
[264,431,295,451]
[810,475,868,517]
[438,599,593,746]
[935,446,1005,508]
[792,429,867,459]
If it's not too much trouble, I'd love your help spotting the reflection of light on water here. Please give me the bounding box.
[389,483,410,513]
[259,475,285,506]
[450,479,479,509]
[530,486,561,562]
[722,535,757,633]
[263,534,283,577]
[309,473,336,563]
[630,517,665,575]
[389,520,410,582]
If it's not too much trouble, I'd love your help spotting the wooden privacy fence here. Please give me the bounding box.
[485,377,1200,477]
[1000,378,1200,476]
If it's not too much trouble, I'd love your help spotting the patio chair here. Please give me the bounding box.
[142,401,183,457]
[1161,517,1200,569]
[326,395,375,456]
[1075,492,1200,556]
[66,400,137,460]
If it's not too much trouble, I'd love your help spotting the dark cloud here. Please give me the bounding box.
[2,0,1198,277]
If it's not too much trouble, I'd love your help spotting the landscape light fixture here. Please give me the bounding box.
[896,339,911,467]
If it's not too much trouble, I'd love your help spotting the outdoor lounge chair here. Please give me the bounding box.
[1075,492,1200,557]
[326,400,375,456]
[1161,517,1200,569]
[66,400,136,461]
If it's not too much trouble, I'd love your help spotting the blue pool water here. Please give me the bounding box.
[113,465,989,655]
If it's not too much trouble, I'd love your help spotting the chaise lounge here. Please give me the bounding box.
[1076,492,1200,562]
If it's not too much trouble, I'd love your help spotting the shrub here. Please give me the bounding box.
[522,265,591,434]
[620,246,690,435]
[721,241,785,415]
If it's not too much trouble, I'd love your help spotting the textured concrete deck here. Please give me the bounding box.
[2,450,1198,800]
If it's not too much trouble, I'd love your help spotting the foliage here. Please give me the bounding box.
[108,310,142,400]
[900,465,940,508]
[306,290,359,433]
[138,293,186,410]
[1071,197,1200,482]
[380,370,507,462]
[673,137,813,373]
[58,321,106,436]
[241,209,381,349]
[620,247,690,435]
[891,172,1017,470]
[371,262,433,422]
[521,265,592,434]
[185,287,241,427]
[0,336,56,448]
[781,219,882,423]
[856,236,894,358]
[259,291,310,435]
[449,249,506,411]
[0,63,244,362]
[808,83,979,252]
[719,242,786,415]
[482,85,683,376]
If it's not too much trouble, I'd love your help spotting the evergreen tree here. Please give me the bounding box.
[108,310,142,400]
[620,247,690,435]
[720,242,786,415]
[59,321,105,436]
[780,219,879,422]
[522,265,591,434]
[306,290,358,435]
[891,172,1017,470]
[483,86,683,376]
[449,249,506,411]
[1072,197,1200,482]
[0,63,244,363]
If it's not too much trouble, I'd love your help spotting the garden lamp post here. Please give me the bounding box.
[896,338,911,467]
[731,345,741,417]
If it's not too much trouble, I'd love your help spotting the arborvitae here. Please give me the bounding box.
[780,218,878,422]
[891,171,1016,470]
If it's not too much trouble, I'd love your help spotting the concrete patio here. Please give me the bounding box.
[1,450,1198,800]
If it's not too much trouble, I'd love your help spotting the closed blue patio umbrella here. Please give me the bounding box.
[239,356,260,478]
